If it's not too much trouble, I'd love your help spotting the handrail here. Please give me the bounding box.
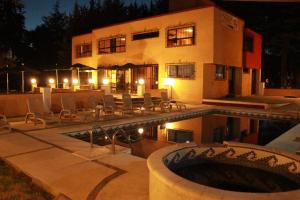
[112,128,129,154]
[89,125,112,148]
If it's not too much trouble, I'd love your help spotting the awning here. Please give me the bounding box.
[98,63,158,70]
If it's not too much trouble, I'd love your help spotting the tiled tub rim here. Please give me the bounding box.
[147,143,300,200]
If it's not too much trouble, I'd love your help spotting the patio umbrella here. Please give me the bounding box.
[71,63,95,71]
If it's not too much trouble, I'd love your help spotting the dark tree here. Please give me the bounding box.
[0,0,25,66]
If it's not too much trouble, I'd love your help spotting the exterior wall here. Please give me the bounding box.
[213,8,244,67]
[72,7,245,103]
[241,69,252,96]
[203,64,228,99]
[244,29,262,69]
[264,88,300,97]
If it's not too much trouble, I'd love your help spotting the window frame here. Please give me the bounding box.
[75,43,92,58]
[215,65,226,80]
[98,35,126,54]
[166,25,196,48]
[166,63,196,79]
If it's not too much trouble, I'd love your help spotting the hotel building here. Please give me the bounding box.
[72,5,262,104]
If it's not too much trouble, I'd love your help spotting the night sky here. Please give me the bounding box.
[23,0,149,30]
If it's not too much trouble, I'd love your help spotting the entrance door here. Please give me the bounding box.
[251,69,257,95]
[116,70,126,92]
[228,67,235,95]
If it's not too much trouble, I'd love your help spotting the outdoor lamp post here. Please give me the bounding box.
[137,78,145,96]
[102,78,111,94]
[164,78,175,99]
[30,78,37,92]
[63,78,69,89]
[48,78,56,89]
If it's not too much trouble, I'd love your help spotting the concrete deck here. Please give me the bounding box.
[0,104,299,199]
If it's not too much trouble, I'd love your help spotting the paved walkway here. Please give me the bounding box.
[0,104,299,199]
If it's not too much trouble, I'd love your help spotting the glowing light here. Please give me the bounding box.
[63,78,69,83]
[138,128,144,135]
[165,123,173,129]
[48,78,55,84]
[185,28,194,33]
[102,78,109,85]
[105,136,108,140]
[186,140,190,143]
[164,78,175,86]
[30,78,37,84]
[138,79,145,85]
[88,78,95,84]
[72,78,79,85]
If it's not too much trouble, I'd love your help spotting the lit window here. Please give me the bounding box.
[98,36,126,54]
[167,26,195,47]
[216,65,226,80]
[75,43,92,58]
[167,63,195,79]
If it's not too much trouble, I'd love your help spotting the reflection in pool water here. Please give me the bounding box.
[67,114,297,158]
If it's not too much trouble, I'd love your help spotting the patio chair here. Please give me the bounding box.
[0,114,11,133]
[160,91,186,111]
[25,96,57,128]
[60,95,93,120]
[143,93,156,111]
[102,94,123,115]
[87,95,103,118]
[122,93,142,114]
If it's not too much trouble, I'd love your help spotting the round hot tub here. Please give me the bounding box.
[147,142,300,200]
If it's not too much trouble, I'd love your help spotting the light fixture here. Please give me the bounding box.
[48,78,55,84]
[165,123,173,129]
[63,78,69,83]
[138,128,144,135]
[88,78,94,84]
[138,79,145,85]
[72,78,79,85]
[164,78,175,86]
[102,78,109,85]
[30,78,37,84]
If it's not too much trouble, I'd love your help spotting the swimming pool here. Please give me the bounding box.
[66,114,297,158]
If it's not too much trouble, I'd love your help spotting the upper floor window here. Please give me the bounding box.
[167,26,195,47]
[98,36,126,54]
[132,31,159,41]
[75,43,92,58]
[244,35,254,52]
[167,63,195,79]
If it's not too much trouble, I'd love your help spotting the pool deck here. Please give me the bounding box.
[0,104,299,199]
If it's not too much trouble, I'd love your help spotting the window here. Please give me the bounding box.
[244,35,254,52]
[167,26,195,47]
[75,43,92,58]
[98,36,126,54]
[215,65,226,80]
[132,31,159,40]
[167,63,195,79]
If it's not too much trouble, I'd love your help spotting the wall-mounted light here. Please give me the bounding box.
[165,123,173,129]
[138,128,144,135]
[102,78,109,85]
[63,78,69,83]
[30,78,37,84]
[88,78,95,84]
[138,79,145,85]
[72,78,79,85]
[48,78,55,84]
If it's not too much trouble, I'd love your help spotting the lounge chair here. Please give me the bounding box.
[102,94,123,115]
[0,114,11,132]
[143,93,156,111]
[60,95,93,120]
[160,91,186,111]
[25,96,56,128]
[122,93,142,114]
[87,96,103,118]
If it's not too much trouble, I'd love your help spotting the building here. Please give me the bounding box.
[72,5,262,104]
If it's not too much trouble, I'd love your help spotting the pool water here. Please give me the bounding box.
[67,114,297,158]
[173,161,300,192]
